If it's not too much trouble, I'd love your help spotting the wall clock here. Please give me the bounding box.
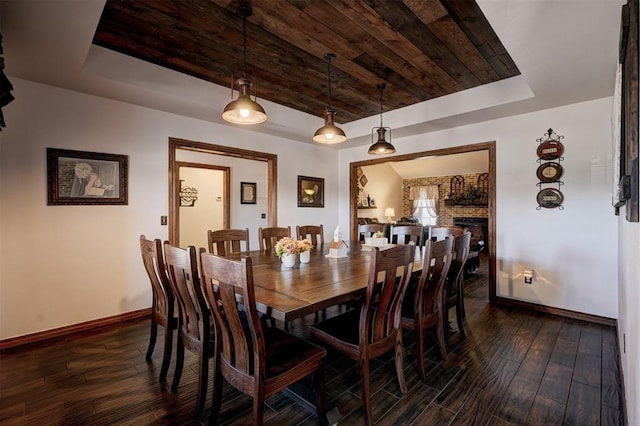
[536,188,564,209]
[536,162,563,183]
[536,139,565,160]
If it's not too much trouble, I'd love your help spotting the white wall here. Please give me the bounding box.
[358,163,403,223]
[618,190,640,425]
[0,78,340,339]
[340,97,618,319]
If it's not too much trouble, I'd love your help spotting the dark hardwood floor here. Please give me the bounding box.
[0,256,624,425]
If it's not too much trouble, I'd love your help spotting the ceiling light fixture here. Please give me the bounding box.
[368,83,396,155]
[221,1,267,125]
[313,53,347,144]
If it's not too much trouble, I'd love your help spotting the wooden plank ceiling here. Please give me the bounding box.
[93,0,520,123]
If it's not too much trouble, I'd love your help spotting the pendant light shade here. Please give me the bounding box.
[368,83,395,155]
[313,109,347,144]
[222,77,267,124]
[313,53,347,144]
[222,2,267,125]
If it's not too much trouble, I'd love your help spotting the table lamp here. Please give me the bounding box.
[384,207,395,223]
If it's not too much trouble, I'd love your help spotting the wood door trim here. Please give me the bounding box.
[169,138,277,245]
[349,141,496,303]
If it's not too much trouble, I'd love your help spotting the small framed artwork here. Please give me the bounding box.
[47,148,128,205]
[240,182,257,204]
[298,175,324,208]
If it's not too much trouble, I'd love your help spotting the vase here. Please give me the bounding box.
[281,252,297,268]
[300,250,310,264]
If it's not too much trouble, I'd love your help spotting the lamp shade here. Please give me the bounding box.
[368,127,396,154]
[222,78,267,125]
[384,208,395,218]
[313,109,347,144]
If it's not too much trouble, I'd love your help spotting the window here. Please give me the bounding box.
[409,185,439,226]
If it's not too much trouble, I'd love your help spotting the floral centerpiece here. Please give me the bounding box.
[275,237,314,266]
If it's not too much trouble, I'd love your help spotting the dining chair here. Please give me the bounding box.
[310,244,416,425]
[258,226,291,251]
[444,232,471,347]
[139,235,177,383]
[390,224,424,246]
[163,242,215,420]
[200,252,327,426]
[429,225,464,241]
[401,238,453,381]
[358,223,386,241]
[207,228,250,255]
[296,224,324,246]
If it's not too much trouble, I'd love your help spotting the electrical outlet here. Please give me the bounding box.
[161,216,167,225]
[261,213,266,219]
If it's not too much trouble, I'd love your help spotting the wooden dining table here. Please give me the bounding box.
[222,241,427,323]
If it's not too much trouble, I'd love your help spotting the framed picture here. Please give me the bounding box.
[240,182,257,204]
[47,148,128,205]
[298,175,324,208]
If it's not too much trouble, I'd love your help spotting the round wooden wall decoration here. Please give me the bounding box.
[537,188,564,209]
[537,139,565,160]
[536,162,564,183]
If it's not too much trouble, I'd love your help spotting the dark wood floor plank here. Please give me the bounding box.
[565,381,601,426]
[537,361,573,404]
[573,352,602,388]
[493,375,539,424]
[0,259,623,425]
[525,394,566,425]
[548,337,579,367]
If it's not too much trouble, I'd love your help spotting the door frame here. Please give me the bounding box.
[169,137,277,245]
[349,141,496,303]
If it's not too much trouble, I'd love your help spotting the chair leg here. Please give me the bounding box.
[159,324,173,382]
[415,326,426,381]
[209,353,223,425]
[171,334,184,394]
[394,333,408,394]
[436,315,448,362]
[360,358,373,426]
[193,349,209,419]
[253,384,265,426]
[313,367,326,424]
[146,316,158,362]
[456,300,466,340]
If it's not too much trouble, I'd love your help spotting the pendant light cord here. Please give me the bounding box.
[378,83,386,127]
[242,14,247,75]
[325,53,335,110]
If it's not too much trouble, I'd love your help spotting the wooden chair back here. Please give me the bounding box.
[296,224,324,245]
[390,225,424,245]
[361,244,416,346]
[444,232,472,342]
[207,228,250,255]
[258,226,291,251]
[139,235,176,382]
[163,242,213,419]
[430,226,463,241]
[200,252,327,424]
[358,223,386,240]
[402,238,453,380]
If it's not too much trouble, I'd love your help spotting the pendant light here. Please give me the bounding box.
[313,53,347,144]
[368,83,396,155]
[221,1,267,125]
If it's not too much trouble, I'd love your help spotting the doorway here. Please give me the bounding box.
[169,138,277,247]
[349,141,496,303]
[177,163,229,249]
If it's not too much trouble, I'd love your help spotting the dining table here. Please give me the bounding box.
[222,240,427,323]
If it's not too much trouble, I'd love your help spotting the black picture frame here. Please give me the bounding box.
[47,148,128,205]
[297,175,324,208]
[240,182,257,204]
